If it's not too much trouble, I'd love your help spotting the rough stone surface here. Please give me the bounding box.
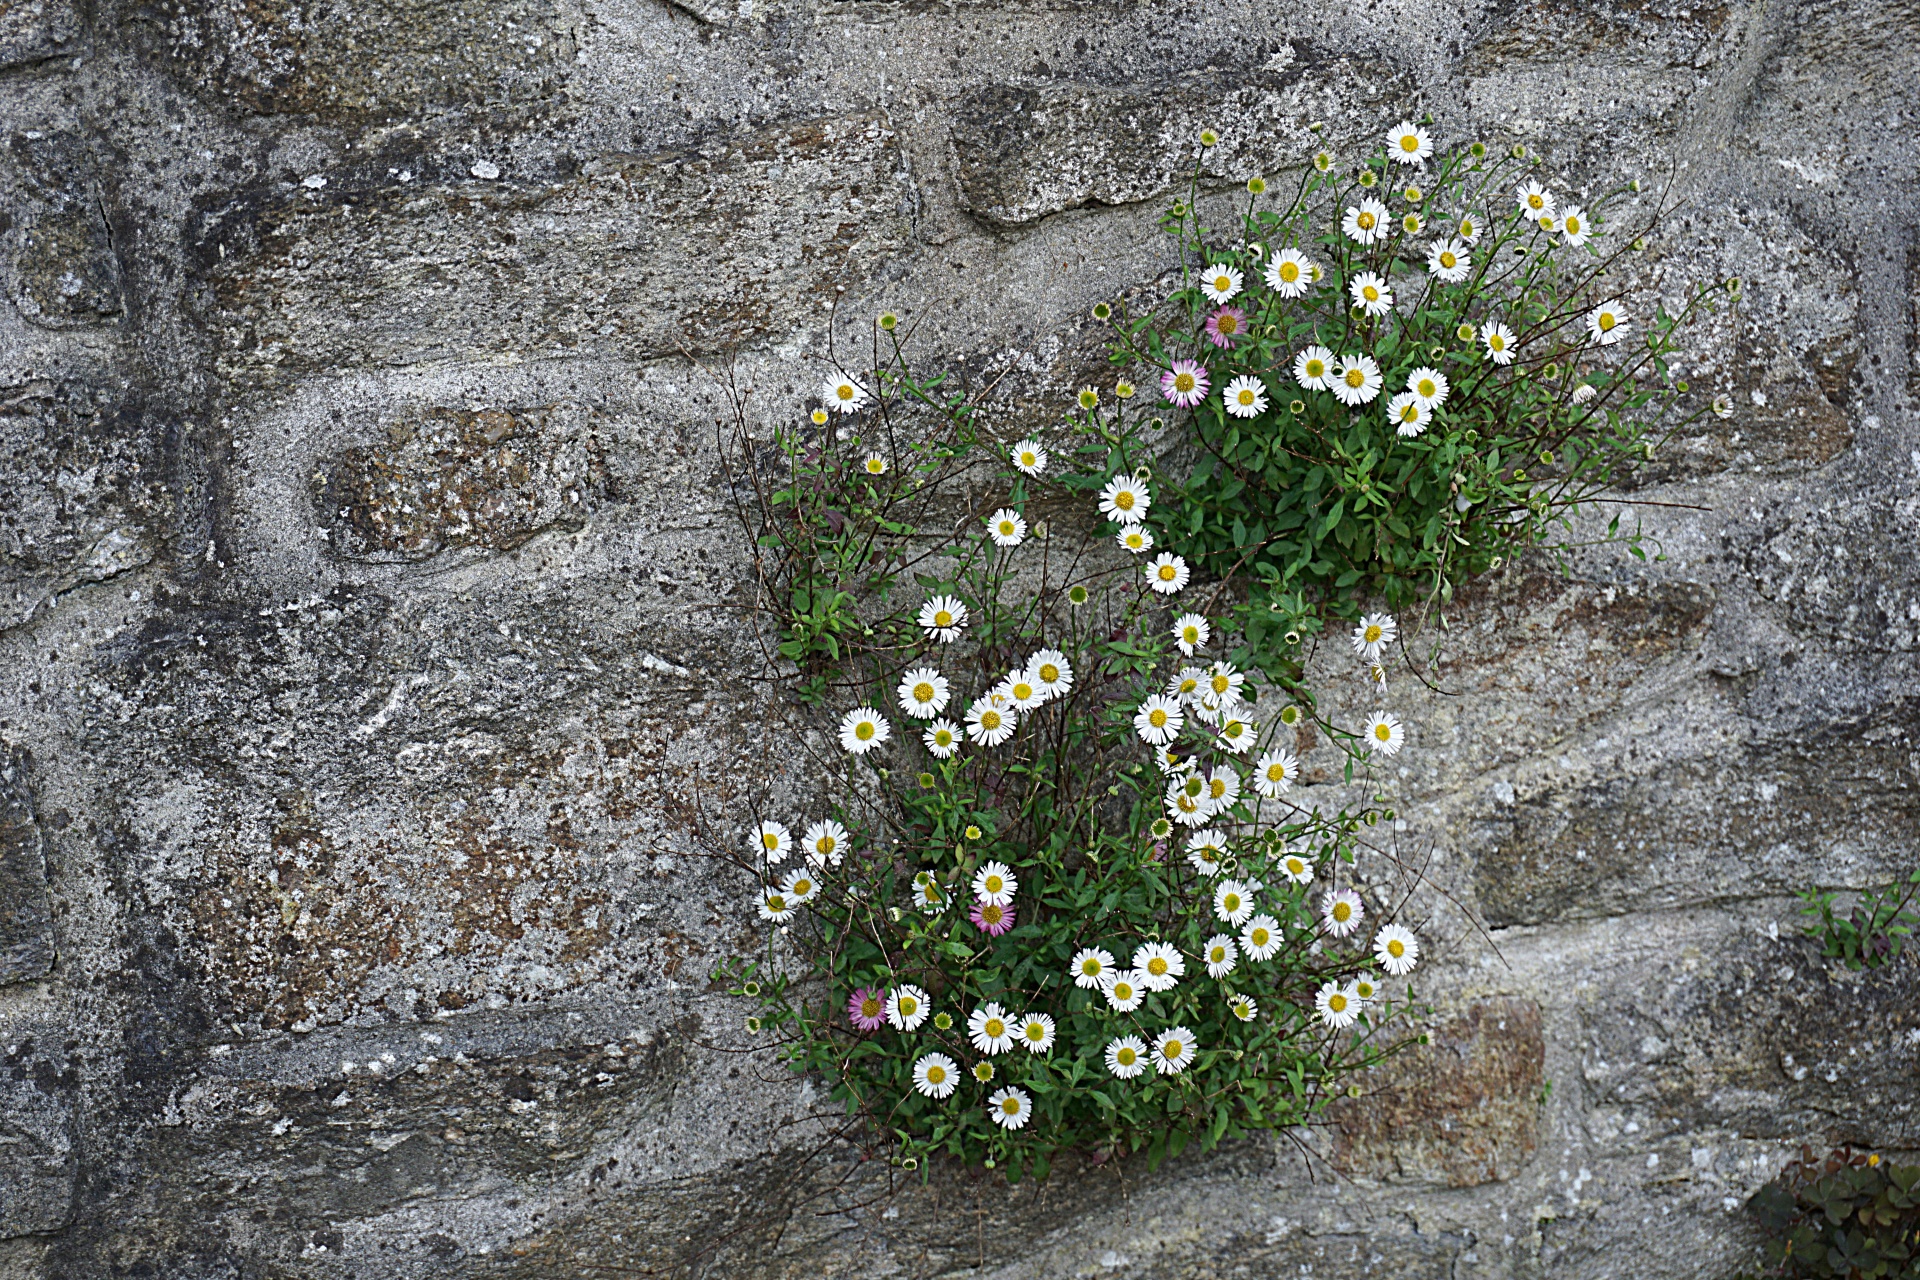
[0,0,1916,1276]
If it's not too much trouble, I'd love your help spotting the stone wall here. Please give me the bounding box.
[1,0,1916,1275]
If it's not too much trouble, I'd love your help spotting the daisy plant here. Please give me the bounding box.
[1102,118,1739,668]
[715,361,1433,1180]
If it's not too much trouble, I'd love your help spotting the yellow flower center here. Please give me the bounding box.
[1250,928,1269,947]
[1399,135,1419,152]
[768,895,786,911]
[1461,220,1475,237]
[1000,1097,1020,1116]
[1357,212,1375,230]
[762,832,780,849]
[912,682,934,703]
[1440,252,1456,270]
[793,878,812,895]
[1599,312,1617,331]
[1163,1039,1184,1059]
[933,731,952,747]
[1016,683,1035,700]
[1113,982,1133,1000]
[1209,780,1227,799]
[1210,947,1225,962]
[1417,379,1437,398]
[1279,261,1300,282]
[1388,939,1405,957]
[1117,1047,1136,1065]
[898,996,916,1015]
[1173,373,1195,393]
[855,721,875,741]
[1333,901,1352,921]
[1400,404,1420,423]
[981,904,1003,925]
[862,997,883,1017]
[1403,216,1420,233]
[1270,766,1288,783]
[1081,958,1101,976]
[1329,993,1348,1012]
[1374,723,1391,741]
[1115,490,1136,510]
[933,609,952,627]
[836,385,855,401]
[1020,451,1036,466]
[1363,285,1379,302]
[1365,624,1384,643]
[1566,216,1581,233]
[1216,314,1239,334]
[1026,1024,1045,1042]
[817,836,835,853]
[1285,857,1303,874]
[1149,709,1170,729]
[1489,334,1505,351]
[1039,663,1059,682]
[984,874,1003,894]
[1213,275,1232,291]
[1345,369,1366,388]
[1528,193,1544,210]
[984,1018,1005,1038]
[1223,893,1241,913]
[1148,957,1168,976]
[1237,389,1256,405]
[974,1063,993,1081]
[1159,565,1177,581]
[926,1064,945,1083]
[1305,359,1325,378]
[981,711,1001,731]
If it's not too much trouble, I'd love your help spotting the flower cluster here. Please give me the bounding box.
[1098,117,1734,666]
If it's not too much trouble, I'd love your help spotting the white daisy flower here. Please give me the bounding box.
[1223,375,1270,418]
[1352,975,1380,1004]
[922,719,961,759]
[997,670,1044,712]
[1228,994,1258,1022]
[803,819,848,868]
[1152,1026,1197,1075]
[1571,382,1597,405]
[1253,750,1299,798]
[1105,1034,1149,1079]
[1146,552,1190,595]
[1455,213,1483,245]
[1533,211,1561,236]
[861,451,889,477]
[1070,947,1116,989]
[1481,320,1516,365]
[1386,120,1432,164]
[1323,887,1365,937]
[1203,661,1245,709]
[1426,238,1471,283]
[1712,393,1734,419]
[1198,262,1243,303]
[912,870,947,913]
[1133,942,1186,992]
[1201,765,1241,814]
[1386,392,1430,438]
[838,706,890,755]
[1331,355,1384,406]
[1166,785,1208,828]
[1010,438,1048,476]
[986,508,1027,547]
[1241,914,1282,961]
[1187,830,1228,875]
[778,868,819,905]
[1101,970,1145,1013]
[1173,613,1210,656]
[1264,248,1315,298]
[821,376,870,414]
[987,1085,1032,1129]
[1374,923,1420,975]
[1407,368,1449,409]
[912,1052,958,1098]
[967,1002,1016,1055]
[1214,879,1255,927]
[1018,1013,1056,1054]
[1217,716,1258,754]
[1116,523,1154,553]
[1098,475,1151,523]
[751,821,792,864]
[1587,303,1628,346]
[887,984,931,1031]
[1515,181,1555,220]
[1316,980,1360,1028]
[972,860,1017,906]
[1277,847,1314,884]
[1294,345,1337,391]
[1559,205,1592,246]
[1203,934,1238,979]
[965,695,1017,747]
[1343,198,1390,246]
[1128,694,1180,746]
[1168,666,1207,704]
[1349,271,1394,317]
[758,889,796,923]
[1364,709,1404,755]
[917,595,968,644]
[1027,649,1073,699]
[896,667,950,720]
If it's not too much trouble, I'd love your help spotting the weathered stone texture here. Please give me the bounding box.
[0,0,1917,1276]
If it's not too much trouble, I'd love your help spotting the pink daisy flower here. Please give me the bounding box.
[847,986,888,1033]
[1203,307,1246,349]
[970,898,1017,937]
[1161,360,1210,408]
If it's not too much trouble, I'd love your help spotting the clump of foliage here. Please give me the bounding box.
[1100,119,1737,667]
[1741,1148,1920,1279]
[712,322,1429,1180]
[1798,870,1920,971]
